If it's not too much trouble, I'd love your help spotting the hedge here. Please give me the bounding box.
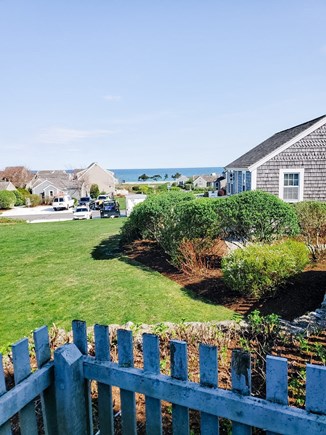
[0,191,16,209]
[221,240,310,298]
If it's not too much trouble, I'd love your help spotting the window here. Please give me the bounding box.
[242,171,246,192]
[228,171,234,195]
[49,190,54,197]
[279,169,304,202]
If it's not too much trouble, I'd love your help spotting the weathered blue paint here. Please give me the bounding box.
[232,349,252,435]
[33,326,57,435]
[199,344,219,435]
[143,333,162,435]
[170,340,189,435]
[266,356,288,435]
[0,354,11,435]
[1,323,326,435]
[117,329,137,435]
[306,364,326,415]
[12,338,38,435]
[72,320,92,435]
[83,358,326,434]
[54,344,87,435]
[0,362,53,426]
[94,324,114,435]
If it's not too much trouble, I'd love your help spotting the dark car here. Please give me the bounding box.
[78,196,95,209]
[100,200,120,218]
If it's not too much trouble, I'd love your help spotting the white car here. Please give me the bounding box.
[73,206,93,220]
[53,195,74,211]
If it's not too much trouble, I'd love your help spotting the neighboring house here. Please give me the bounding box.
[0,181,16,191]
[28,170,79,200]
[74,162,117,197]
[175,175,190,186]
[0,166,33,188]
[193,174,224,189]
[225,115,326,202]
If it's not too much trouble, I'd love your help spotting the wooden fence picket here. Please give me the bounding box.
[94,324,114,435]
[306,364,326,414]
[199,344,219,434]
[1,322,326,435]
[266,355,288,435]
[0,354,11,435]
[143,333,162,435]
[231,349,252,435]
[72,319,92,435]
[117,329,137,435]
[12,338,38,435]
[170,340,189,435]
[33,326,57,435]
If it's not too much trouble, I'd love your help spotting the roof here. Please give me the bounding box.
[225,115,326,169]
[0,181,15,190]
[193,174,221,182]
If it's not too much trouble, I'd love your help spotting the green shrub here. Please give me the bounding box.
[216,190,299,243]
[0,191,16,209]
[221,240,309,298]
[90,184,100,198]
[120,191,194,246]
[29,194,41,207]
[13,190,24,206]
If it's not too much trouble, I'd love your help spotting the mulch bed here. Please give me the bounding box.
[124,240,326,321]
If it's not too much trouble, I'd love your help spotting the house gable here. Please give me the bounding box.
[256,122,326,201]
[225,115,326,170]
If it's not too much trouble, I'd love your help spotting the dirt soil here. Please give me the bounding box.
[124,240,326,321]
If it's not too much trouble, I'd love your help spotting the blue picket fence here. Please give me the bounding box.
[0,320,325,434]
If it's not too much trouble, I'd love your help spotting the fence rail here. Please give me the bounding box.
[0,320,325,434]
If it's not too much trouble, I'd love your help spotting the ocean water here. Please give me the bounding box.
[109,167,225,183]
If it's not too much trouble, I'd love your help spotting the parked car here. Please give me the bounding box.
[95,194,112,210]
[78,196,95,209]
[52,195,74,211]
[73,206,93,220]
[100,200,120,218]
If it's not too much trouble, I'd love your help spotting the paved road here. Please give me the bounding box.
[2,206,126,223]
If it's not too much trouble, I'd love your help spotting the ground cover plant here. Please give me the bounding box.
[0,219,233,347]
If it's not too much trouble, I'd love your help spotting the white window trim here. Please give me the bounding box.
[279,168,304,202]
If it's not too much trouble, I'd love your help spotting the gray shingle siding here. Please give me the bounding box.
[256,123,326,201]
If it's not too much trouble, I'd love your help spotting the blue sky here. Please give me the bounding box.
[1,1,326,170]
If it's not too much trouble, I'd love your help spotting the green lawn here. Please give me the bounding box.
[0,219,233,346]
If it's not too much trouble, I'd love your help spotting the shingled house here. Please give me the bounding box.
[225,115,326,202]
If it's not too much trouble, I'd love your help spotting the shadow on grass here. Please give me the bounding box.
[92,236,326,320]
[90,235,219,307]
[91,234,122,260]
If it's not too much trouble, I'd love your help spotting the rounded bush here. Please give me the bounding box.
[120,191,194,245]
[221,240,310,298]
[216,190,300,242]
[0,191,16,209]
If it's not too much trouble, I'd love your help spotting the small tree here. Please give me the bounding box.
[171,172,181,180]
[138,174,149,181]
[90,184,100,198]
[0,191,16,209]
